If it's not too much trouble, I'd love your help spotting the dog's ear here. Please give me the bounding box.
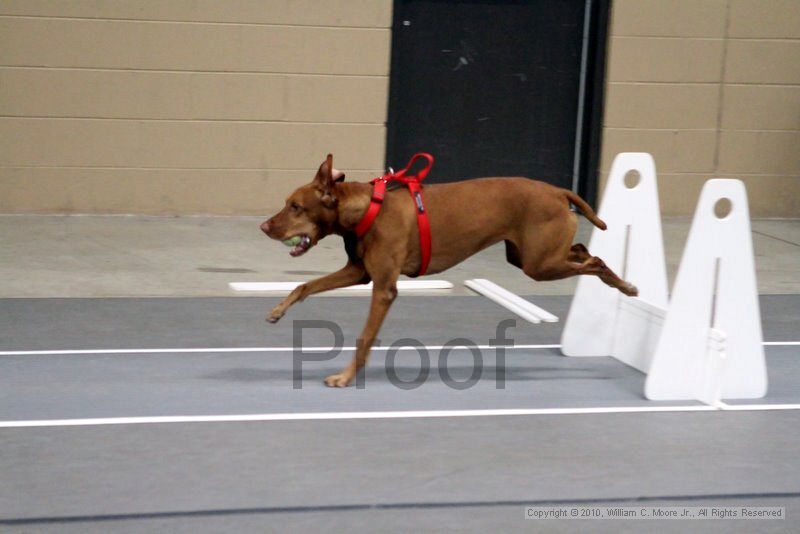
[314,154,344,188]
[314,154,344,190]
[314,154,340,208]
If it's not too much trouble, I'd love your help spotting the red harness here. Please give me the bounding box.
[353,152,434,276]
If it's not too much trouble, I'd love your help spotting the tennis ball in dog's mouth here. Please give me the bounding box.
[282,236,302,247]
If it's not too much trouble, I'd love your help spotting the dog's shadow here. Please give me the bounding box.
[201,365,622,385]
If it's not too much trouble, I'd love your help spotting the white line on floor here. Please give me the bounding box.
[0,344,561,356]
[0,405,725,428]
[3,403,798,429]
[1,342,796,357]
[717,402,800,411]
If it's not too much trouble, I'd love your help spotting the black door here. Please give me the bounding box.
[386,0,607,202]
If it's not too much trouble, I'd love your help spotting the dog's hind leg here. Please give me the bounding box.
[514,221,637,296]
[566,243,637,295]
[567,243,591,262]
[575,253,638,296]
[267,262,368,323]
[523,251,638,297]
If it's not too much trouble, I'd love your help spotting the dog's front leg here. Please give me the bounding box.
[323,270,399,388]
[267,262,368,323]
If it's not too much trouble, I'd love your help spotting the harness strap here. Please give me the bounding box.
[353,153,434,276]
[353,178,387,237]
[407,180,432,276]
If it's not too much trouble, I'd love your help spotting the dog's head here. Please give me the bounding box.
[260,154,345,257]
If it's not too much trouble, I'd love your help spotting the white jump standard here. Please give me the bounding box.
[562,152,767,404]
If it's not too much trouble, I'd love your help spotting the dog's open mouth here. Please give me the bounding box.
[282,234,313,257]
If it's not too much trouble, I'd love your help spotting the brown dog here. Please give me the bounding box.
[261,154,637,387]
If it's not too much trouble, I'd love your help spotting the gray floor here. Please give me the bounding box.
[1,296,799,420]
[1,214,798,531]
[2,414,799,532]
[1,295,799,531]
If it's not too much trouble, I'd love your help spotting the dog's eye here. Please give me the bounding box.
[290,202,302,212]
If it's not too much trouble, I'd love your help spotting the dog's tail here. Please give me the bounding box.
[564,190,607,230]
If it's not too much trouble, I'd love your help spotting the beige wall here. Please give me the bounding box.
[2,1,798,217]
[601,0,800,217]
[0,0,392,214]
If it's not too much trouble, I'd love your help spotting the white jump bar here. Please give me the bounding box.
[464,278,558,324]
[229,280,454,293]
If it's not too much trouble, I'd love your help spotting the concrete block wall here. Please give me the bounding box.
[0,0,392,214]
[601,0,800,217]
[1,1,798,217]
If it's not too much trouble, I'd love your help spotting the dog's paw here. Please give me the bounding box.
[324,372,353,388]
[266,308,284,324]
[622,284,639,297]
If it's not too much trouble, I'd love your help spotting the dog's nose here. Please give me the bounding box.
[260,219,271,235]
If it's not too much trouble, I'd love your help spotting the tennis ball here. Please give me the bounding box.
[283,236,302,247]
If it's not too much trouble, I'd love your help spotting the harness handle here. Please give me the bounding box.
[385,152,435,183]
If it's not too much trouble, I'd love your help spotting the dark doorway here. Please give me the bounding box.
[386,0,608,203]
